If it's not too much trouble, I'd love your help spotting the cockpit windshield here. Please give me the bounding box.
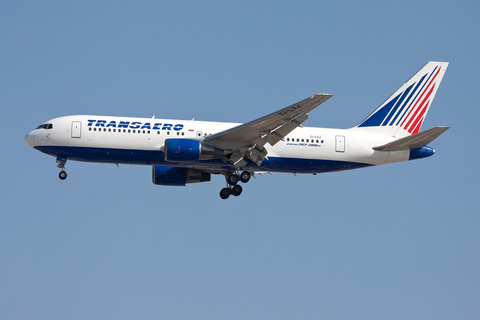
[36,124,53,130]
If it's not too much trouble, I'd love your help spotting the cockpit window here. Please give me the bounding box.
[36,124,53,130]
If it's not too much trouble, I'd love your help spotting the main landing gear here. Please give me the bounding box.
[220,171,251,199]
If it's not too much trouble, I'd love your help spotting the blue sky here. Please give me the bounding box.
[1,1,479,319]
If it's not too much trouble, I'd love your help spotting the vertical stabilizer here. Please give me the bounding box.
[356,61,448,137]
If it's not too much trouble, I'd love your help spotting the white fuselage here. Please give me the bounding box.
[25,115,412,174]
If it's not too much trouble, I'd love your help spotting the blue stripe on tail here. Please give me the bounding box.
[384,82,414,125]
[358,94,401,127]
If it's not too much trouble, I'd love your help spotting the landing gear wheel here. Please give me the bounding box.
[59,171,67,180]
[231,185,243,197]
[240,171,251,183]
[220,188,231,199]
[227,174,239,186]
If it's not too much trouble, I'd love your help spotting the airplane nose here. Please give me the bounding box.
[25,132,34,147]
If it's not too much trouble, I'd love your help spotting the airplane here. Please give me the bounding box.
[25,61,450,199]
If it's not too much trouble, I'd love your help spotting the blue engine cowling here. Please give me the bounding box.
[409,146,435,160]
[152,166,211,186]
[164,139,223,162]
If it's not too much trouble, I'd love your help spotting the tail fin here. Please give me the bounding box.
[355,61,449,137]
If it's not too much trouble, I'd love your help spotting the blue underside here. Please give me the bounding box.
[35,145,373,173]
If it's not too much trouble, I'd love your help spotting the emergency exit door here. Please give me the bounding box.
[71,121,82,138]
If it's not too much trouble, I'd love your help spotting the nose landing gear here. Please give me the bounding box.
[56,156,68,180]
[219,171,250,199]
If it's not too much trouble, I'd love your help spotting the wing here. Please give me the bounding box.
[203,93,332,167]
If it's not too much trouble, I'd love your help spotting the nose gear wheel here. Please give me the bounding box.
[59,171,67,180]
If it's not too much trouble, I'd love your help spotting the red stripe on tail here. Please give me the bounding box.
[401,67,441,130]
[406,84,436,133]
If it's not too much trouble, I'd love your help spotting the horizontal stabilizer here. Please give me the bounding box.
[373,126,450,151]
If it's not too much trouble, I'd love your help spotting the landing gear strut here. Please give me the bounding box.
[219,171,250,199]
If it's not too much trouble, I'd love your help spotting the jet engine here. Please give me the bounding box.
[152,166,211,186]
[163,139,223,162]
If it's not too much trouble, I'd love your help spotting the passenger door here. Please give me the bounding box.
[335,135,345,152]
[71,121,82,138]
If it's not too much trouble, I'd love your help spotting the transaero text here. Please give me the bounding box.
[87,120,184,131]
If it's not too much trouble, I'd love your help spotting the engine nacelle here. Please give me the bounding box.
[152,166,211,186]
[164,139,223,162]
